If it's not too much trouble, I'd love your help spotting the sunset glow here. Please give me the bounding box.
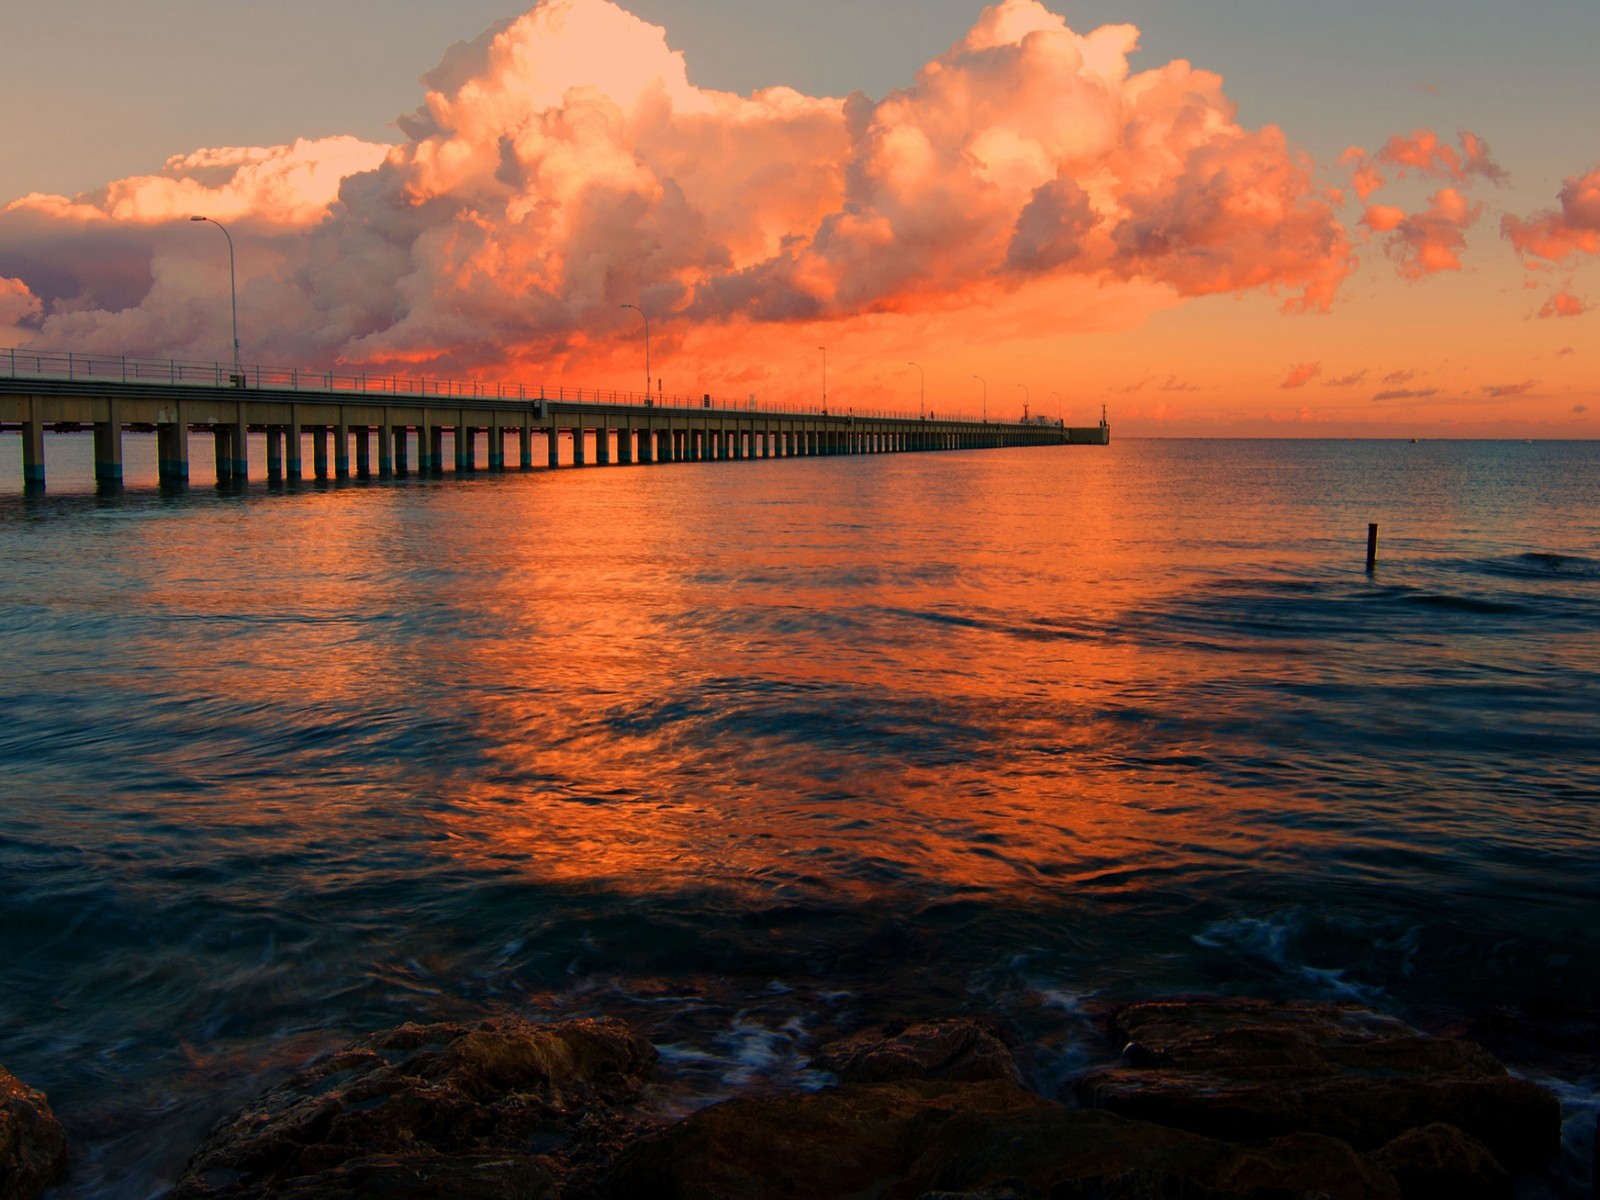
[1,0,1595,435]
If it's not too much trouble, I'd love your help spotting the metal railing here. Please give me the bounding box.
[1,346,951,423]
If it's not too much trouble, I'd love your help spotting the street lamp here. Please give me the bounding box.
[907,361,924,419]
[819,346,827,414]
[972,374,986,423]
[1017,383,1029,422]
[189,215,241,383]
[620,303,650,402]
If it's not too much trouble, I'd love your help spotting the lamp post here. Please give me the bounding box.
[907,361,924,419]
[972,374,986,423]
[189,215,241,383]
[620,303,650,402]
[818,345,829,414]
[1017,383,1029,422]
[1051,390,1062,424]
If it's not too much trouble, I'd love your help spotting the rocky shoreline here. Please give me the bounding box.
[3,997,1592,1199]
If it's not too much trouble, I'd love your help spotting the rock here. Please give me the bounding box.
[1076,997,1560,1171]
[610,1077,1403,1200]
[0,1065,68,1200]
[811,1018,1020,1084]
[170,1016,657,1199]
[1367,1123,1513,1200]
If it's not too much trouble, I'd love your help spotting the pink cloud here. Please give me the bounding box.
[1340,148,1386,202]
[1502,164,1600,264]
[1279,361,1321,389]
[1538,291,1587,318]
[1481,381,1535,398]
[0,0,1355,382]
[1380,188,1481,280]
[0,276,41,331]
[1359,204,1405,233]
[1375,128,1506,185]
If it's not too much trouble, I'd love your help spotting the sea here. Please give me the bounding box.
[2,433,1597,1197]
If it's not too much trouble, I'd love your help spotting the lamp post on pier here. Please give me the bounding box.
[1017,383,1030,422]
[189,215,241,384]
[621,303,650,403]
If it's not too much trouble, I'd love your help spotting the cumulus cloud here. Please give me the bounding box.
[1279,361,1321,389]
[0,0,1354,385]
[1343,129,1504,283]
[1379,188,1481,280]
[1374,128,1507,186]
[1538,290,1587,318]
[1502,165,1600,264]
[0,276,41,331]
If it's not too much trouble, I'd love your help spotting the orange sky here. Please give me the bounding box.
[1,0,1595,436]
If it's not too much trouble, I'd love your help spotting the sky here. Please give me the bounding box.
[2,0,1596,436]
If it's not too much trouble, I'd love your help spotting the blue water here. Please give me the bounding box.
[2,435,1597,1195]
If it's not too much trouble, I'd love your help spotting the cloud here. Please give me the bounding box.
[1279,361,1321,389]
[0,276,41,331]
[1480,380,1535,398]
[1538,290,1587,318]
[1379,188,1481,279]
[1327,369,1367,387]
[1558,346,1575,356]
[1576,404,1589,413]
[1341,128,1505,207]
[0,0,1355,384]
[1375,128,1507,186]
[1382,369,1416,384]
[1373,387,1437,401]
[1160,375,1200,393]
[1502,165,1600,264]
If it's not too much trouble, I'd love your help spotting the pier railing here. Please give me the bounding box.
[2,347,926,422]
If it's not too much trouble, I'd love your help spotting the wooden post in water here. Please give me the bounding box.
[1366,523,1379,573]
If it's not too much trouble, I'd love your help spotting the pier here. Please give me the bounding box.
[1,349,1109,491]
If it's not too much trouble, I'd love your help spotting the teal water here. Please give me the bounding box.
[2,435,1597,1195]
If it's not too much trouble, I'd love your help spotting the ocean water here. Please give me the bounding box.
[1,434,1597,1196]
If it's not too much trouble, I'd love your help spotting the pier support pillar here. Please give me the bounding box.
[377,417,393,479]
[266,427,284,481]
[21,407,45,491]
[547,425,560,468]
[393,425,408,476]
[428,426,444,476]
[230,406,249,482]
[355,426,371,477]
[213,426,232,485]
[596,427,611,465]
[573,427,586,466]
[93,402,123,489]
[285,406,303,481]
[489,420,504,471]
[313,427,330,480]
[334,418,351,479]
[519,420,533,470]
[158,408,188,487]
[637,427,653,464]
[455,424,473,473]
[617,425,634,465]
